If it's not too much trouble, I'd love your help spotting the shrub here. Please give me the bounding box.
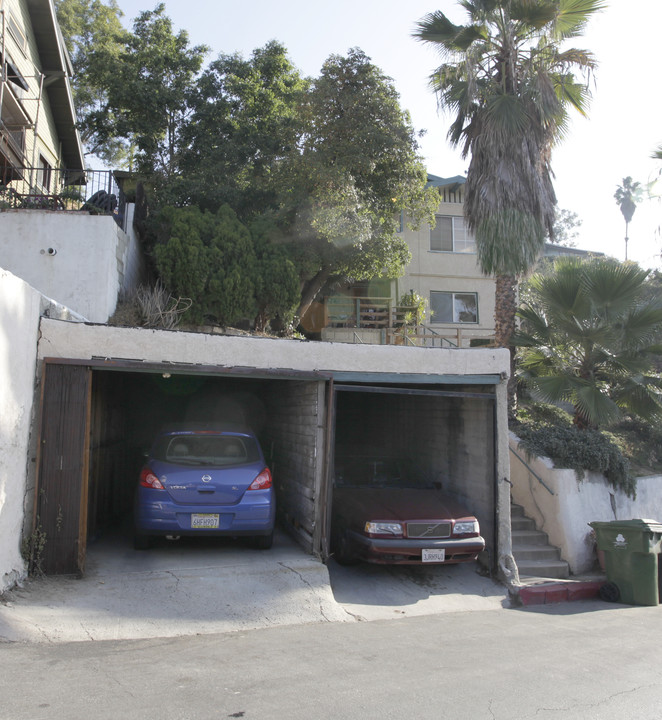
[513,403,636,498]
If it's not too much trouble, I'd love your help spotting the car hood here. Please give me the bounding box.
[332,486,476,523]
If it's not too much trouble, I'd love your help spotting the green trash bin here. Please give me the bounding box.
[590,519,662,606]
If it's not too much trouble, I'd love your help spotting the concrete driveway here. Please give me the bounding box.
[0,529,508,643]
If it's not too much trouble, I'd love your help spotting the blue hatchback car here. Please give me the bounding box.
[134,428,275,550]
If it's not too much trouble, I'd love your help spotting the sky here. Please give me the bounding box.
[113,0,662,270]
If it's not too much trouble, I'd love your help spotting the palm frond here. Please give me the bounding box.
[581,260,649,311]
[621,303,662,349]
[611,376,662,422]
[526,374,575,403]
[573,383,622,427]
[413,11,484,54]
[555,0,607,39]
[509,1,558,30]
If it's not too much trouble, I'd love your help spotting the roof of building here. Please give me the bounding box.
[427,174,466,190]
[544,243,605,258]
[25,0,84,170]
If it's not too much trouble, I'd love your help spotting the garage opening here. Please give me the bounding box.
[35,360,329,575]
[329,382,497,570]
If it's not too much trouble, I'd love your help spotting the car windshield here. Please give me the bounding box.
[334,457,433,489]
[151,434,261,466]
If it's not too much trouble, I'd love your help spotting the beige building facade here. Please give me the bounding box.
[1,0,84,184]
[321,175,497,348]
[397,175,496,348]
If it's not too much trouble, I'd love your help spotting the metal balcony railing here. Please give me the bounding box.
[0,166,127,229]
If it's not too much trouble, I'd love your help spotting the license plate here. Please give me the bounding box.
[191,513,219,529]
[422,548,446,563]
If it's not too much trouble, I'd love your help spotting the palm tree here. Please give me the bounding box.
[414,0,603,412]
[515,257,662,429]
[614,177,643,261]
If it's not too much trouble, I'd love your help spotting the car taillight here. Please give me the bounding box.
[248,468,272,491]
[139,467,165,490]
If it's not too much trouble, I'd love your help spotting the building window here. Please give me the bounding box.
[429,215,476,253]
[37,155,52,191]
[7,13,28,56]
[430,291,478,324]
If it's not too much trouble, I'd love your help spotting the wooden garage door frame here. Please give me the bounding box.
[34,362,92,575]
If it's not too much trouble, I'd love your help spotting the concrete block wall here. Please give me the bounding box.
[265,380,325,552]
[410,393,496,559]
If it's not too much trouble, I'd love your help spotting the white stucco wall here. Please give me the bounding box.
[37,318,511,377]
[0,269,41,590]
[0,208,143,323]
[510,432,662,575]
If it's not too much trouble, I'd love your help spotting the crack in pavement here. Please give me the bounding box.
[277,562,337,622]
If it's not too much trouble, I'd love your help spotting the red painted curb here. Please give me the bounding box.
[518,581,603,606]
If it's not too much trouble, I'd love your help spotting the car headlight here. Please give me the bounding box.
[365,522,403,536]
[453,520,479,535]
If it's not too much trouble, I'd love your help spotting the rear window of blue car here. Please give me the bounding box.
[151,434,262,466]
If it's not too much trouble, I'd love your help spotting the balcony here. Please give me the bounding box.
[0,166,128,230]
[320,295,495,348]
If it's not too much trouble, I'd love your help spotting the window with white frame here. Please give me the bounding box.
[429,215,476,253]
[7,13,28,56]
[430,291,478,324]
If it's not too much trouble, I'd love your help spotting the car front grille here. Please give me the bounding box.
[406,521,451,539]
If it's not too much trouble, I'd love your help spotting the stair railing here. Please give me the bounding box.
[509,446,555,495]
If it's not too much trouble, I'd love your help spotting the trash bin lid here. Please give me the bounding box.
[590,519,662,533]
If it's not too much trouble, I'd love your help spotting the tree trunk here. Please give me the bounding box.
[494,274,519,419]
[297,266,332,329]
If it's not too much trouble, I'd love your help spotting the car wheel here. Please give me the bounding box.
[133,533,152,550]
[333,529,358,566]
[251,531,274,550]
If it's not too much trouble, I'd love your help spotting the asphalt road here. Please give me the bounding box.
[3,601,662,720]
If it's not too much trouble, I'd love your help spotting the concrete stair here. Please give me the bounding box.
[511,503,570,579]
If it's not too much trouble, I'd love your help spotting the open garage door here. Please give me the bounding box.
[34,358,330,575]
[327,379,499,569]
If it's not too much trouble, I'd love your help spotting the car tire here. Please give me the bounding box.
[133,533,152,550]
[251,531,274,550]
[333,529,359,566]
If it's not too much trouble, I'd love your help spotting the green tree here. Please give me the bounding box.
[290,48,437,321]
[110,4,208,175]
[179,41,307,217]
[178,46,436,326]
[614,176,643,261]
[414,0,603,411]
[153,205,257,325]
[152,206,300,330]
[251,221,301,332]
[55,0,129,165]
[551,208,582,247]
[515,257,662,429]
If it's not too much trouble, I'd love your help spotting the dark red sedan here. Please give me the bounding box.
[331,457,485,565]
